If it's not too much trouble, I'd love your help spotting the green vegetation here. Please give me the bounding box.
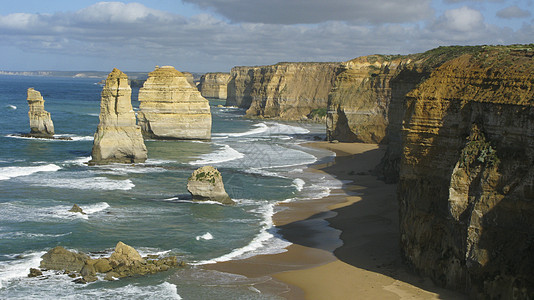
[460,124,500,170]
[309,108,327,119]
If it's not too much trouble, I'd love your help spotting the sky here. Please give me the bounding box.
[0,0,532,72]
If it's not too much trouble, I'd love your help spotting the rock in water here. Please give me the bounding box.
[27,88,54,137]
[40,246,89,272]
[89,68,147,165]
[137,66,212,140]
[109,241,144,266]
[68,204,85,214]
[187,166,234,205]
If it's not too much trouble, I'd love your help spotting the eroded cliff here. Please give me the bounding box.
[26,88,54,137]
[137,66,211,140]
[226,62,339,121]
[398,46,534,299]
[198,73,231,99]
[90,68,147,165]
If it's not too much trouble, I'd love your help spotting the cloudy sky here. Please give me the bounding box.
[0,0,532,72]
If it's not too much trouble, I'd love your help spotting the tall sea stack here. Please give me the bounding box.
[89,68,147,165]
[27,88,54,137]
[137,66,211,140]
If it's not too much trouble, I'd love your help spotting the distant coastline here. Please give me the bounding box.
[0,70,148,80]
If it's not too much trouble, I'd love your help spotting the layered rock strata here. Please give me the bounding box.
[137,66,211,140]
[89,68,147,165]
[198,72,231,99]
[226,62,339,121]
[36,242,184,283]
[398,46,534,299]
[26,88,54,137]
[187,166,234,204]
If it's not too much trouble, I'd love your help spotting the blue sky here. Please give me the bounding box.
[0,0,532,72]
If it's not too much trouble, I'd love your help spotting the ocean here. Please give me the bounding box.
[0,75,339,299]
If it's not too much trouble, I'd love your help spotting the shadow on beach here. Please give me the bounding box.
[276,145,467,299]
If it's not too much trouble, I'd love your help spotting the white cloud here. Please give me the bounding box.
[0,1,532,72]
[496,5,532,19]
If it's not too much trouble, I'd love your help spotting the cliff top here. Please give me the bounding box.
[148,66,184,78]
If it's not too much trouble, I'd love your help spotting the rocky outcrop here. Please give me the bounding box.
[35,242,185,284]
[26,88,54,137]
[397,46,534,299]
[40,246,89,272]
[137,66,211,140]
[68,204,85,214]
[226,62,339,121]
[198,72,231,99]
[187,166,234,205]
[89,68,147,165]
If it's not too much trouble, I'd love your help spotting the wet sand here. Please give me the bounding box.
[205,142,466,299]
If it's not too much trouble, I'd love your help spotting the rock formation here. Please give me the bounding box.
[35,242,185,283]
[198,72,231,99]
[226,62,339,121]
[89,68,147,165]
[68,204,85,214]
[26,88,54,137]
[137,66,212,140]
[396,46,534,298]
[187,166,234,205]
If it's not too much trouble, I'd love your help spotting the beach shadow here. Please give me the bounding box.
[277,146,467,299]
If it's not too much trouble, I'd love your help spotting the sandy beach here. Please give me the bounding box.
[206,141,467,299]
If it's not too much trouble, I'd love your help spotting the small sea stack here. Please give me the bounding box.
[27,88,54,138]
[89,68,147,165]
[137,66,212,140]
[187,166,234,205]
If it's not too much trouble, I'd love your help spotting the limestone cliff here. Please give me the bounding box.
[137,66,211,140]
[27,88,54,137]
[89,68,147,165]
[198,72,231,99]
[398,46,534,299]
[226,62,339,121]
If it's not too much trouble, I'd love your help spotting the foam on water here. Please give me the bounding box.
[195,200,290,265]
[54,134,94,141]
[215,122,310,139]
[189,144,244,165]
[0,164,61,181]
[0,201,110,222]
[195,232,214,241]
[28,176,135,191]
[0,251,46,289]
[62,156,91,166]
[292,178,305,192]
[6,104,17,110]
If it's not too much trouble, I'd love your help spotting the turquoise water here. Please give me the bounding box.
[0,75,339,299]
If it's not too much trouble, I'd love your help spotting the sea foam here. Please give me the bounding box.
[0,164,61,181]
[30,177,134,191]
[0,251,46,289]
[189,144,244,165]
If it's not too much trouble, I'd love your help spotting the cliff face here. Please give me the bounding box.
[27,88,54,137]
[398,46,534,298]
[326,55,409,143]
[226,62,339,121]
[90,68,147,165]
[137,66,211,140]
[198,73,231,99]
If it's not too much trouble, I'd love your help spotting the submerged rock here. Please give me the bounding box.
[137,66,212,140]
[187,166,234,205]
[26,88,54,138]
[68,204,85,214]
[28,268,43,277]
[89,68,147,165]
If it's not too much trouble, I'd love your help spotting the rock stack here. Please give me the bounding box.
[27,88,54,137]
[187,166,234,205]
[89,68,147,165]
[198,72,231,99]
[137,66,211,140]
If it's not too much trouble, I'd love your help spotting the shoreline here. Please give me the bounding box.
[205,141,467,299]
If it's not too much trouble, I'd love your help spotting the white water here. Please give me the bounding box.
[189,144,244,165]
[0,164,61,181]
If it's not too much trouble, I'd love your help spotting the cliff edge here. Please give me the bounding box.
[398,45,534,299]
[226,62,339,121]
